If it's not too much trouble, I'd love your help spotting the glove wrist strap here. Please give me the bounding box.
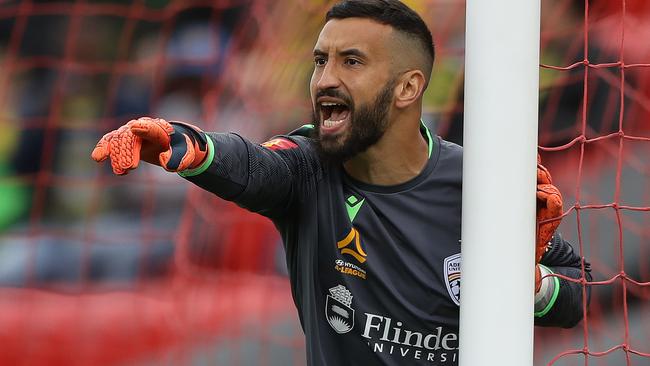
[534,264,560,317]
[179,134,214,177]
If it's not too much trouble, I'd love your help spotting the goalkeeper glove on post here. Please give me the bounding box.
[91,117,208,175]
[535,154,563,292]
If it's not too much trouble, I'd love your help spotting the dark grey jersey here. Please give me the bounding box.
[182,126,590,366]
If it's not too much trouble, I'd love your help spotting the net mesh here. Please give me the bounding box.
[534,1,650,365]
[0,0,648,365]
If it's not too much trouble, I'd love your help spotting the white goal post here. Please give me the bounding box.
[460,1,541,365]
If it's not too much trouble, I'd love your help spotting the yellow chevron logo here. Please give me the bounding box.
[337,228,367,263]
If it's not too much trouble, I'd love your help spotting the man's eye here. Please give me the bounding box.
[315,58,327,66]
[345,59,360,66]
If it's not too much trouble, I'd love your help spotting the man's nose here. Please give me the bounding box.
[316,63,341,90]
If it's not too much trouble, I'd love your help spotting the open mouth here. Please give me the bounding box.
[320,102,350,131]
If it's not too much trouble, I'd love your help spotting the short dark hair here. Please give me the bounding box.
[326,0,435,69]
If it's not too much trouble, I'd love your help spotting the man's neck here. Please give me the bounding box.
[343,116,429,186]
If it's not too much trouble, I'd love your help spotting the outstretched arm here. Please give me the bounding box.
[91,117,320,217]
[180,130,322,217]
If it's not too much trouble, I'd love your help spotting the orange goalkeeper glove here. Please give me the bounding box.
[91,117,208,175]
[535,155,563,292]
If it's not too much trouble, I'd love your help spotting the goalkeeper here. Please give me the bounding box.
[91,0,591,364]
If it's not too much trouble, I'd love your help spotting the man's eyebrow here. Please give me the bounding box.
[339,48,367,58]
[312,48,368,58]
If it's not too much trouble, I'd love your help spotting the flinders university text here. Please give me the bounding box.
[361,313,458,364]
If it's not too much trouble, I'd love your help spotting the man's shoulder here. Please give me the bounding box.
[438,136,463,155]
[430,136,463,184]
[287,124,316,139]
[437,136,463,164]
[260,124,317,151]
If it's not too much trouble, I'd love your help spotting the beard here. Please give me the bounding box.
[312,79,395,163]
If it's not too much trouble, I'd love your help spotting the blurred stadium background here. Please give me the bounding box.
[0,0,648,365]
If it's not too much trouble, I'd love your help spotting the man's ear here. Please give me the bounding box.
[394,70,426,109]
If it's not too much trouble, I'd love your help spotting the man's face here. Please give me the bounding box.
[310,18,396,160]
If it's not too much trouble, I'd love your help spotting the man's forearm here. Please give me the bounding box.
[181,132,294,216]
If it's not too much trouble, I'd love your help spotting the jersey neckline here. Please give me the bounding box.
[342,124,440,194]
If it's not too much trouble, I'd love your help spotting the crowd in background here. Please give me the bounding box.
[0,0,466,288]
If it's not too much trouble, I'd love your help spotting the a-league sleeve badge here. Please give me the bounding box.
[443,253,461,306]
[261,138,298,151]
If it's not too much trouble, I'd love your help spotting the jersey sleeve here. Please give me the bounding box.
[178,129,322,218]
[535,233,592,328]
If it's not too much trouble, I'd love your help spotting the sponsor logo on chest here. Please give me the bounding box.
[325,284,459,363]
[334,227,368,280]
[326,285,355,333]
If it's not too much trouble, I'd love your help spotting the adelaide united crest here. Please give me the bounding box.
[444,253,461,306]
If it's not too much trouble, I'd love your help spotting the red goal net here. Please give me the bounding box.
[0,0,648,365]
[534,1,650,365]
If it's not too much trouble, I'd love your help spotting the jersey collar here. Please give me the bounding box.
[343,121,439,194]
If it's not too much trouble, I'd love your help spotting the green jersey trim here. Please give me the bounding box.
[421,120,434,158]
[290,124,315,137]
